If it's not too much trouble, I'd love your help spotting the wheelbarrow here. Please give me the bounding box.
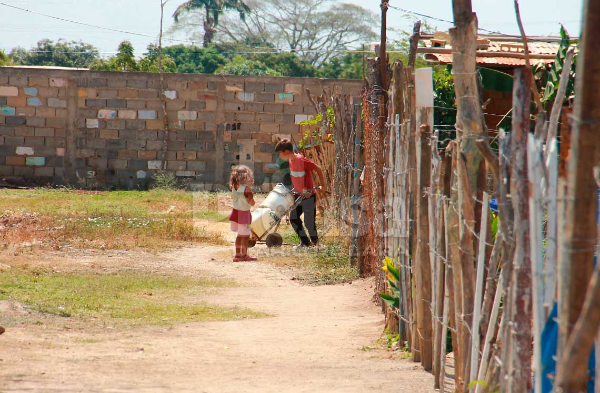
[248,184,323,248]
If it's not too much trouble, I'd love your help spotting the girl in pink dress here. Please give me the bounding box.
[228,165,256,262]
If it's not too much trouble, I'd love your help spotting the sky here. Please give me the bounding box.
[0,0,584,58]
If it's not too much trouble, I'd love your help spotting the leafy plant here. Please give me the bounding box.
[379,256,401,309]
[151,171,178,190]
[539,25,577,107]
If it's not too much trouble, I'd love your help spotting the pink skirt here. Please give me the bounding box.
[229,209,252,225]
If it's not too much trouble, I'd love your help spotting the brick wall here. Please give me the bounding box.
[0,67,362,190]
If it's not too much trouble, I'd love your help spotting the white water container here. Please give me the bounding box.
[251,207,277,237]
[259,183,295,217]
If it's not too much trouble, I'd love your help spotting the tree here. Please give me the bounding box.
[89,40,139,72]
[138,44,177,73]
[319,53,364,79]
[216,55,281,76]
[172,0,250,47]
[187,0,378,67]
[9,39,99,68]
[0,50,11,66]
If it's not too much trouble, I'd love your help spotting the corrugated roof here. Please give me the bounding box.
[420,32,567,67]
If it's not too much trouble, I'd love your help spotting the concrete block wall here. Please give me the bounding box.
[0,67,362,189]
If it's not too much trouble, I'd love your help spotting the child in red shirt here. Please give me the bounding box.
[275,139,327,248]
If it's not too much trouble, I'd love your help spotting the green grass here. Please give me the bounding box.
[0,188,228,250]
[0,267,267,325]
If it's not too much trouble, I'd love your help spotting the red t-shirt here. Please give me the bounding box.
[289,153,317,192]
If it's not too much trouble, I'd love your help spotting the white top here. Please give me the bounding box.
[232,185,251,211]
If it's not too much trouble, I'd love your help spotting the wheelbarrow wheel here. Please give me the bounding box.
[265,233,283,248]
[248,237,257,248]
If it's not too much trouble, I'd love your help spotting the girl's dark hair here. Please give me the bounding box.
[229,165,254,189]
[275,139,294,153]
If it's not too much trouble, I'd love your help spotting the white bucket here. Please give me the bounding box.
[259,183,295,217]
[251,207,277,237]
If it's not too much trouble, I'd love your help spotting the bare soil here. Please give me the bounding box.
[0,242,437,392]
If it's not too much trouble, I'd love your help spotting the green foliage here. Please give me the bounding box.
[491,212,499,242]
[0,50,10,66]
[9,38,99,68]
[138,44,177,73]
[319,53,365,80]
[539,25,577,107]
[433,67,457,146]
[162,44,226,74]
[254,52,317,78]
[151,171,178,190]
[379,256,401,310]
[216,55,281,76]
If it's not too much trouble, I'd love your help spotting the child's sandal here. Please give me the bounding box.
[244,255,257,261]
[233,256,244,262]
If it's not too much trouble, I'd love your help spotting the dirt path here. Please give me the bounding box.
[0,245,436,393]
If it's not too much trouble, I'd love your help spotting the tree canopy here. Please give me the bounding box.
[89,41,176,73]
[9,39,99,68]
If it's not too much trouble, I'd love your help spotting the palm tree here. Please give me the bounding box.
[172,0,250,47]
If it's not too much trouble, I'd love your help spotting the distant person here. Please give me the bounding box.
[228,165,256,262]
[274,139,326,249]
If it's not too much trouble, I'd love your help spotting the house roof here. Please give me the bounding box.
[418,32,566,67]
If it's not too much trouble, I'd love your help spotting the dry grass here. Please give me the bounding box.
[0,188,228,252]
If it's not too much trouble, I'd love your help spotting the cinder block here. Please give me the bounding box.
[118,130,136,140]
[86,119,99,128]
[78,108,98,118]
[280,124,300,134]
[177,131,197,141]
[24,87,38,96]
[1,106,16,116]
[78,89,88,98]
[145,119,164,130]
[139,90,158,99]
[0,97,6,106]
[205,100,217,111]
[107,78,127,88]
[166,100,186,110]
[276,93,294,103]
[16,146,35,156]
[106,119,126,129]
[15,107,36,116]
[107,99,127,108]
[276,114,296,123]
[76,149,94,158]
[55,108,67,118]
[15,126,34,136]
[34,167,54,177]
[304,105,318,115]
[24,136,45,146]
[148,160,162,170]
[0,165,13,175]
[138,150,157,160]
[108,159,128,170]
[118,89,138,99]
[186,141,205,151]
[245,82,264,92]
[45,138,65,148]
[178,111,197,120]
[198,93,217,101]
[197,112,215,121]
[145,100,162,110]
[26,117,45,127]
[47,118,66,128]
[256,113,274,122]
[235,113,255,122]
[260,123,279,133]
[207,81,218,91]
[87,158,108,169]
[137,110,156,120]
[8,96,26,107]
[36,107,56,117]
[252,133,272,143]
[48,98,67,108]
[99,129,119,139]
[168,141,185,150]
[176,151,197,160]
[6,117,26,126]
[164,90,177,100]
[225,82,244,92]
[256,93,274,103]
[0,86,19,97]
[88,79,108,88]
[86,99,107,108]
[127,100,146,109]
[56,148,65,157]
[117,150,137,159]
[14,166,34,177]
[26,157,45,166]
[29,76,49,87]
[260,143,276,153]
[184,120,204,131]
[106,140,127,151]
[240,123,260,132]
[225,102,244,111]
[49,77,68,87]
[125,120,145,130]
[6,156,25,165]
[167,161,186,171]
[167,80,188,90]
[138,130,158,140]
[265,83,285,93]
[263,104,284,113]
[283,104,304,114]
[98,89,119,99]
[187,101,205,111]
[128,160,148,170]
[35,128,54,137]
[118,110,137,119]
[136,170,147,179]
[176,170,195,177]
[98,109,118,119]
[37,87,59,98]
[147,140,163,150]
[9,75,28,87]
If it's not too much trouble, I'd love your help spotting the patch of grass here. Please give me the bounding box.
[0,188,229,250]
[0,267,267,326]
